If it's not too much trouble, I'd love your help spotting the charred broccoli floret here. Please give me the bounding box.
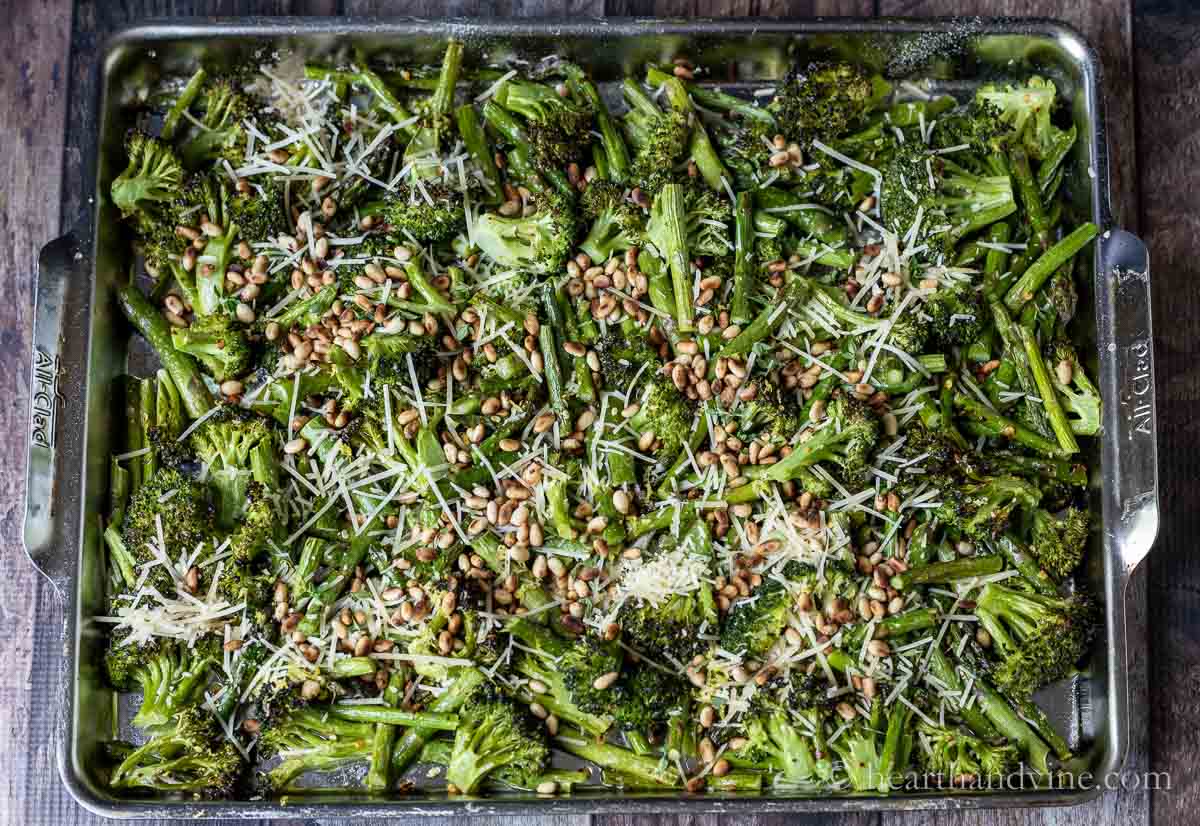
[473,190,577,274]
[446,685,550,794]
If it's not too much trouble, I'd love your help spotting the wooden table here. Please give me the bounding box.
[1,0,1192,824]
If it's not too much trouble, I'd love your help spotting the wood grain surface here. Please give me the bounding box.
[1,0,1191,824]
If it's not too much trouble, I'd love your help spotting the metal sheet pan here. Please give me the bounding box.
[23,16,1158,819]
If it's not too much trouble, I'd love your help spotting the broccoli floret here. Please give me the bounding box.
[1030,506,1089,580]
[111,132,186,222]
[881,142,1016,258]
[829,700,910,793]
[800,283,929,355]
[109,706,243,797]
[228,178,288,242]
[974,582,1097,699]
[170,314,252,382]
[767,62,879,143]
[720,574,794,660]
[645,182,694,331]
[178,173,240,316]
[611,666,689,734]
[188,406,274,527]
[121,467,215,586]
[104,635,219,730]
[729,707,834,786]
[370,182,467,244]
[559,634,625,716]
[925,284,986,349]
[712,117,787,190]
[493,77,595,170]
[625,373,696,471]
[760,397,880,488]
[256,706,376,794]
[509,619,623,718]
[446,685,550,795]
[181,78,253,169]
[474,190,577,274]
[934,476,1041,540]
[975,76,1058,149]
[578,179,645,263]
[622,80,690,196]
[593,323,657,389]
[930,99,1009,162]
[731,375,804,444]
[785,559,859,619]
[682,182,733,258]
[1048,340,1101,436]
[616,518,717,663]
[917,719,1019,784]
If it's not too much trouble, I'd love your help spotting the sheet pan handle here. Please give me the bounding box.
[24,232,85,593]
[1097,228,1158,580]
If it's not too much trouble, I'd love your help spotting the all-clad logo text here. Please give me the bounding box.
[31,347,59,450]
[1126,338,1152,438]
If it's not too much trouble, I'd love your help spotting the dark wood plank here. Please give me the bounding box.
[606,0,872,15]
[342,0,605,15]
[0,5,73,826]
[1132,7,1200,825]
[874,0,1146,821]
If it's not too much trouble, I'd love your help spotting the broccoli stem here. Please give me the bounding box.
[480,101,572,196]
[154,368,183,440]
[366,669,407,790]
[924,648,1001,740]
[566,68,631,181]
[1016,319,1079,454]
[877,702,912,792]
[124,377,147,491]
[666,76,775,126]
[905,521,935,569]
[646,69,730,190]
[539,286,570,429]
[953,393,1064,457]
[730,192,756,325]
[653,183,695,332]
[639,249,676,322]
[355,63,415,127]
[1038,124,1077,193]
[1009,146,1053,250]
[623,729,654,756]
[988,299,1051,437]
[430,40,464,119]
[707,771,765,792]
[140,378,158,479]
[957,660,1052,775]
[117,284,214,419]
[160,68,206,142]
[989,534,1057,597]
[654,417,710,499]
[455,104,502,203]
[1011,693,1073,760]
[390,668,487,776]
[890,554,1003,590]
[754,188,850,247]
[402,261,455,315]
[1003,222,1098,311]
[554,731,678,787]
[990,453,1087,486]
[982,222,1013,302]
[718,277,811,360]
[330,704,460,731]
[331,656,379,678]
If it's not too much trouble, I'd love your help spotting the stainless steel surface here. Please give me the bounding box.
[23,16,1158,819]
